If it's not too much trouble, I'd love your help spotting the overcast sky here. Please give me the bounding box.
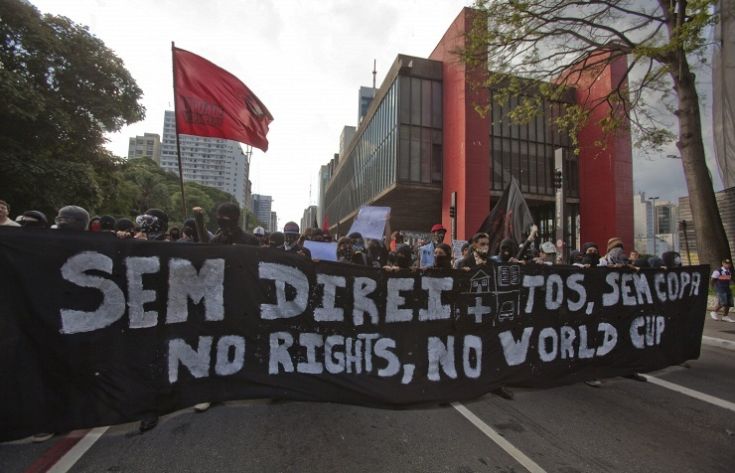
[30,0,723,225]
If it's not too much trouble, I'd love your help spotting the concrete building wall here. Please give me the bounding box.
[128,133,161,163]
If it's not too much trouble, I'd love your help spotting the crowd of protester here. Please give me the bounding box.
[1,197,733,436]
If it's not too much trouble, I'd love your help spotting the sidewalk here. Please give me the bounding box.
[703,295,735,350]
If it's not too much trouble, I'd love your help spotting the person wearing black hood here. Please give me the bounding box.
[432,243,453,270]
[491,238,520,264]
[115,218,136,239]
[384,243,415,272]
[209,202,258,246]
[16,210,48,228]
[580,242,601,267]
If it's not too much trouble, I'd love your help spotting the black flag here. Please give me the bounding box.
[477,177,535,253]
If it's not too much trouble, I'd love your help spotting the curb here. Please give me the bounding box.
[702,335,735,352]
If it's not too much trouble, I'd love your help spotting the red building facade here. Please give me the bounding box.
[429,8,633,249]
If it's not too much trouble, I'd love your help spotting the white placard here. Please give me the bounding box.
[303,241,338,261]
[347,206,391,241]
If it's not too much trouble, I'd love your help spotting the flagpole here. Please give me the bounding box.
[171,41,188,219]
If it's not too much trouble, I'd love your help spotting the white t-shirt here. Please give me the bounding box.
[0,219,20,227]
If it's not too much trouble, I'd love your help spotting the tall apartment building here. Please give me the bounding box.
[358,87,375,124]
[160,111,250,207]
[252,194,273,230]
[634,193,679,256]
[270,211,278,233]
[301,205,318,233]
[128,133,161,163]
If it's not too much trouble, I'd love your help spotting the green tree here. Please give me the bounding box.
[0,0,144,216]
[463,1,727,269]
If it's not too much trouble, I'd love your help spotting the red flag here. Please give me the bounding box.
[172,46,273,151]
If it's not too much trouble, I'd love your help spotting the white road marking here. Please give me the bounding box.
[47,426,109,473]
[643,375,735,413]
[702,335,735,352]
[452,402,547,473]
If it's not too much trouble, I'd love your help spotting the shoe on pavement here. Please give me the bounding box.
[624,373,647,382]
[723,316,735,323]
[31,433,53,443]
[194,402,211,412]
[491,386,514,400]
[584,379,602,388]
[710,311,721,321]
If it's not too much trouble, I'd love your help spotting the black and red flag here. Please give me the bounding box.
[172,46,273,152]
[477,177,535,253]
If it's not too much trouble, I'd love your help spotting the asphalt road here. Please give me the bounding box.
[2,338,734,473]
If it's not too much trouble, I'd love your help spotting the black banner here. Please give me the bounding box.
[0,229,707,441]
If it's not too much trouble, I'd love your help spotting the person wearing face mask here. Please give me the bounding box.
[432,243,453,270]
[384,243,415,272]
[491,238,520,264]
[283,221,311,258]
[580,242,601,267]
[337,236,355,263]
[457,233,491,270]
[210,202,258,246]
[346,232,369,265]
[598,237,628,267]
[419,224,447,269]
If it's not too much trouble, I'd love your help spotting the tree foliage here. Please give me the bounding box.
[463,0,728,268]
[0,0,144,216]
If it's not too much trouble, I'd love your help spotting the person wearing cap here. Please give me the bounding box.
[0,200,20,227]
[253,226,267,246]
[283,221,311,259]
[532,241,557,265]
[710,258,735,322]
[418,223,447,269]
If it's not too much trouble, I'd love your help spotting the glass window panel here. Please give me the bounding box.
[432,81,442,129]
[520,140,529,191]
[432,130,442,183]
[422,79,432,127]
[410,126,421,181]
[399,77,411,124]
[399,125,410,180]
[421,128,431,183]
[411,78,421,126]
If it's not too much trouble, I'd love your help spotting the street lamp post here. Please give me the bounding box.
[648,196,660,256]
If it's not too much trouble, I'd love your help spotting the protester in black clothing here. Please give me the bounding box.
[432,243,453,270]
[209,202,258,246]
[457,233,490,270]
[662,251,683,268]
[283,221,311,258]
[581,242,601,267]
[17,210,48,228]
[115,218,135,239]
[367,238,389,268]
[135,208,168,240]
[491,238,519,263]
[385,243,414,271]
[268,231,285,249]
